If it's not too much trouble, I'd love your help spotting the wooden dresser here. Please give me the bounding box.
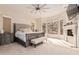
[0,32,14,45]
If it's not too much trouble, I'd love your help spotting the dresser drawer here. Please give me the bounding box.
[0,33,14,45]
[0,34,2,45]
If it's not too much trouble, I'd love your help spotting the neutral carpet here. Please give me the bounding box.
[0,38,79,55]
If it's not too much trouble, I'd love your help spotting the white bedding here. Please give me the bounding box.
[15,31,43,42]
[15,31,27,42]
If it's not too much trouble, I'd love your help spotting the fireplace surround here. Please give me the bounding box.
[64,24,77,47]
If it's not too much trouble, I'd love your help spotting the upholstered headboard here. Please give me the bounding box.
[13,23,31,35]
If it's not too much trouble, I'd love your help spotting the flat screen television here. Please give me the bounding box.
[66,4,79,20]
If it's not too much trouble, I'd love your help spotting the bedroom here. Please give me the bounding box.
[0,4,79,55]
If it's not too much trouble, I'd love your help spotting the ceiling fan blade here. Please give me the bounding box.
[32,4,40,8]
[40,4,46,8]
[32,4,35,7]
[32,4,37,8]
[31,9,37,14]
[38,4,40,8]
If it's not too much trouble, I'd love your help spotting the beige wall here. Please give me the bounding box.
[0,11,35,33]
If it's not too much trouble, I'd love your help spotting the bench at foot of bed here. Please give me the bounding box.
[31,37,47,48]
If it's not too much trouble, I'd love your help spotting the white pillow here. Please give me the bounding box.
[23,28,32,32]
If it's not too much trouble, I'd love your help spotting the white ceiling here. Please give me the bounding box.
[0,4,67,18]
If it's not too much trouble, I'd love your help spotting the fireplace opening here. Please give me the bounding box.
[67,29,73,36]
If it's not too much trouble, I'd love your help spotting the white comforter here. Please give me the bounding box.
[15,31,43,42]
[15,31,27,42]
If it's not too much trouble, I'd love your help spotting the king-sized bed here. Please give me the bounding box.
[14,23,45,47]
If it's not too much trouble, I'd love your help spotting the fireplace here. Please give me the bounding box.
[67,29,73,36]
[64,24,77,47]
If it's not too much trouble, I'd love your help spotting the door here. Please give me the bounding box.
[3,17,11,33]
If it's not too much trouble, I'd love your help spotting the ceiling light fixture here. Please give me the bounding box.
[28,4,49,14]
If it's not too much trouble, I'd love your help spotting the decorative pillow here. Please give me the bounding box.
[23,28,32,32]
[17,28,24,32]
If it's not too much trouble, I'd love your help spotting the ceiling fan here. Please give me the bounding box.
[28,4,49,14]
